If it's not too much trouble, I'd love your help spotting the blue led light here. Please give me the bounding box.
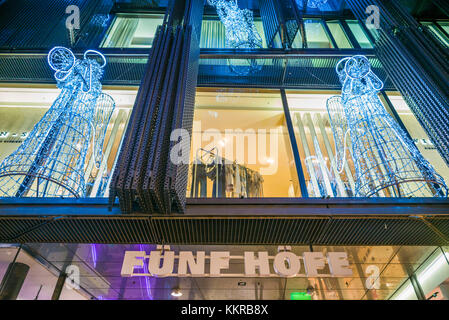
[0,47,115,198]
[307,0,328,9]
[208,0,263,75]
[327,55,448,197]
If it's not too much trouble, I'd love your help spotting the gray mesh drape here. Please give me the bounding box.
[109,0,203,214]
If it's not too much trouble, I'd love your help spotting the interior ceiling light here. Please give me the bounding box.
[171,288,182,297]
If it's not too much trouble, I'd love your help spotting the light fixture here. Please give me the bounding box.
[171,288,182,297]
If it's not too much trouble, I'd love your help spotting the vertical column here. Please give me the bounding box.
[280,89,309,197]
[0,262,29,300]
[51,245,78,300]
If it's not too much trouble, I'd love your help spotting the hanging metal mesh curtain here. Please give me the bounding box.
[0,47,115,198]
[327,55,448,198]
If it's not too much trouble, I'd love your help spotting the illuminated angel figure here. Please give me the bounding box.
[327,55,447,197]
[0,47,115,198]
[208,0,263,75]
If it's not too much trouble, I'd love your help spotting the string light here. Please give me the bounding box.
[327,55,448,198]
[208,0,263,75]
[0,47,115,197]
[307,0,328,9]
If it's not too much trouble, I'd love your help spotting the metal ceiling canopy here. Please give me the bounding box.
[0,198,448,245]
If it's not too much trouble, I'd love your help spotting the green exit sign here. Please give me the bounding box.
[290,292,312,300]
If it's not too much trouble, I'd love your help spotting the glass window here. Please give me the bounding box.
[384,92,449,184]
[389,279,418,300]
[0,85,136,198]
[416,248,449,300]
[101,14,164,48]
[346,20,373,49]
[200,17,267,48]
[187,88,301,198]
[287,91,448,198]
[0,246,18,285]
[287,91,355,197]
[304,19,334,49]
[421,22,449,47]
[291,28,304,49]
[326,20,353,49]
[0,243,438,300]
[437,21,449,35]
[390,247,449,300]
[0,247,60,300]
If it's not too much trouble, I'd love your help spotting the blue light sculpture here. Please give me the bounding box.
[307,0,328,9]
[0,47,115,198]
[327,55,448,197]
[207,0,263,75]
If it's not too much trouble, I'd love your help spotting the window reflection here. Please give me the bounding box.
[0,244,444,300]
[101,14,164,48]
[200,17,267,48]
[437,21,449,35]
[384,92,449,185]
[421,21,449,47]
[287,91,356,197]
[346,20,373,49]
[390,247,449,300]
[326,20,353,48]
[304,19,334,48]
[287,91,448,198]
[188,88,300,198]
[0,85,136,198]
[0,246,18,286]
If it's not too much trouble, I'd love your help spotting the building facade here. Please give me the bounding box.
[0,0,449,300]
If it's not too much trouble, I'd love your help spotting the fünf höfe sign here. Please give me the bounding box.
[121,246,353,278]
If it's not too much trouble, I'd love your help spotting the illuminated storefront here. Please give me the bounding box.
[1,244,448,300]
[0,0,449,300]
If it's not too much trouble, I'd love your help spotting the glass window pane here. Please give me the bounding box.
[101,14,164,48]
[291,28,303,48]
[9,248,59,300]
[422,22,449,47]
[326,21,353,48]
[201,18,267,48]
[389,279,418,300]
[0,85,136,198]
[415,248,449,300]
[188,88,301,198]
[384,92,449,185]
[287,91,447,198]
[0,246,19,283]
[437,21,449,35]
[201,19,226,48]
[287,91,356,197]
[1,243,442,300]
[304,19,334,48]
[346,20,373,49]
[254,20,267,48]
